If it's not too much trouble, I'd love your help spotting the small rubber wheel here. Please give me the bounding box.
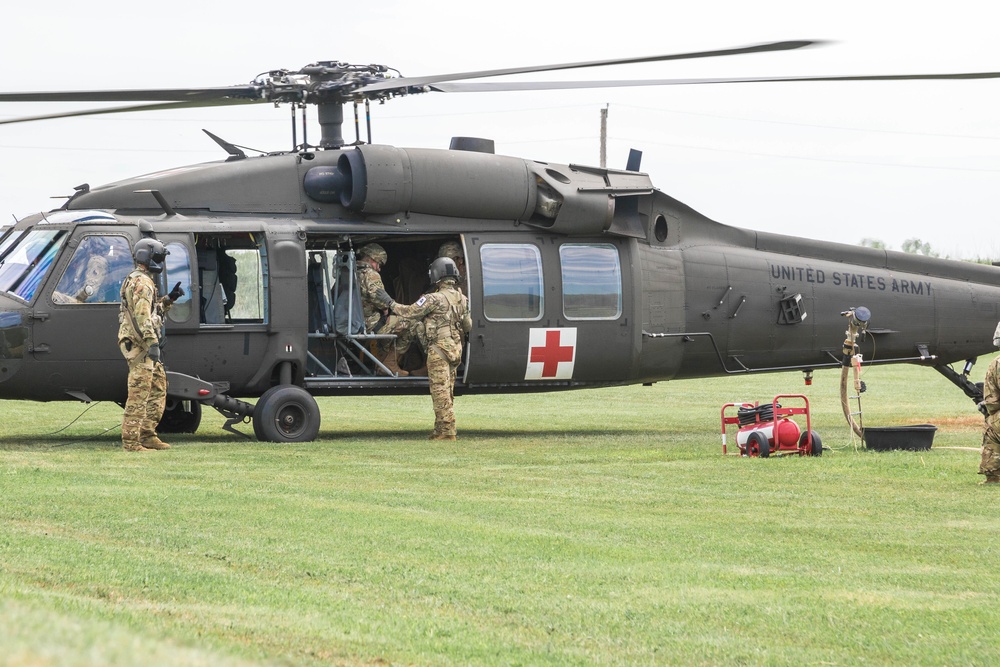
[800,430,823,456]
[158,400,202,433]
[747,431,770,458]
[253,385,320,442]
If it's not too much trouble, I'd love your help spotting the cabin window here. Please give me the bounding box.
[51,235,134,305]
[480,243,543,321]
[559,244,622,320]
[164,242,194,323]
[195,235,267,325]
[0,229,67,302]
[227,248,266,322]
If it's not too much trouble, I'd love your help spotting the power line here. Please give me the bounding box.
[613,103,1000,142]
[604,134,1000,173]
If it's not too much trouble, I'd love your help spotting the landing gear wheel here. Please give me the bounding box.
[747,431,770,458]
[158,399,202,433]
[253,385,320,442]
[801,430,823,456]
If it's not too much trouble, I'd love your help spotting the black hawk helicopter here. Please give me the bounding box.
[1,40,998,441]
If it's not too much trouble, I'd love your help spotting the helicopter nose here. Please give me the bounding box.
[0,306,27,394]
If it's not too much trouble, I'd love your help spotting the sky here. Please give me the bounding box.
[1,0,997,259]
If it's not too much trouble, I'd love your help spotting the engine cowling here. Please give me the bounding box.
[303,144,633,236]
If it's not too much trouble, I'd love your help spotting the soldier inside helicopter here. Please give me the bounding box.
[305,236,462,380]
[50,235,134,305]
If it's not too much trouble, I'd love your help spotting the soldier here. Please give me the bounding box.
[356,243,415,376]
[978,321,1000,483]
[51,237,112,304]
[437,240,468,296]
[118,238,183,452]
[387,257,472,440]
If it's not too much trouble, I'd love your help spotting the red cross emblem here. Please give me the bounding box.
[525,328,577,380]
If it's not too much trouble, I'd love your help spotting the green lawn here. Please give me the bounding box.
[1,361,997,666]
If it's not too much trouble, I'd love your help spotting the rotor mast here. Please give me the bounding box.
[267,61,402,151]
[317,103,345,149]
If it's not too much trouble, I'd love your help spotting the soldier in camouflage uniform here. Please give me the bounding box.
[437,240,468,296]
[118,239,183,452]
[356,243,415,376]
[978,321,1000,483]
[388,257,472,440]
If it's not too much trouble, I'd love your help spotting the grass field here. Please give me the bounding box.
[1,360,998,666]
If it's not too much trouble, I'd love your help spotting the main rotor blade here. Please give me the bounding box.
[0,97,263,126]
[354,40,823,94]
[0,86,259,104]
[428,70,1000,92]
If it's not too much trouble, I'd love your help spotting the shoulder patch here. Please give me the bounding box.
[416,296,428,306]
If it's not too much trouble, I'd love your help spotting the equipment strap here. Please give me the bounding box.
[120,272,144,342]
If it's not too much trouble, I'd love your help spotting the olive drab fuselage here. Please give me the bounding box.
[3,45,999,442]
[0,145,998,435]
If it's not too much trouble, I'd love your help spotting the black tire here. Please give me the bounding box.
[253,385,321,443]
[747,431,770,458]
[801,430,823,456]
[158,399,202,433]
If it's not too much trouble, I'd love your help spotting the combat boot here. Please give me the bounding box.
[123,443,152,452]
[982,474,1000,484]
[140,436,171,450]
[429,432,457,441]
[379,352,409,377]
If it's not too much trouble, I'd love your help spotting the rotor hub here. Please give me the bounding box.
[255,62,403,106]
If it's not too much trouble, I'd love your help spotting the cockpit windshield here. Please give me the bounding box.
[0,227,19,257]
[0,229,68,302]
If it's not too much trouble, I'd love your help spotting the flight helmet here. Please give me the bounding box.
[133,238,169,274]
[428,257,460,284]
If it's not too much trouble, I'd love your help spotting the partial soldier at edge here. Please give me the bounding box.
[977,321,1000,484]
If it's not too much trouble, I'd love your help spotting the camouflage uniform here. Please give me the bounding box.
[437,241,468,296]
[392,278,472,439]
[979,354,1000,481]
[118,265,172,451]
[356,262,415,357]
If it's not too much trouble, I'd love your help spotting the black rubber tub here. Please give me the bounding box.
[864,425,937,451]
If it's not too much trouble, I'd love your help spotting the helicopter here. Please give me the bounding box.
[1,40,999,442]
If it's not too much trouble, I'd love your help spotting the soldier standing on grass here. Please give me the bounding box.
[977,321,1000,484]
[118,239,183,452]
[386,257,471,440]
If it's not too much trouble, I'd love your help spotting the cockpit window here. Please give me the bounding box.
[0,229,68,302]
[0,228,17,256]
[0,229,25,263]
[51,235,134,305]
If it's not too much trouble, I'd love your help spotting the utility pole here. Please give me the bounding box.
[599,104,608,168]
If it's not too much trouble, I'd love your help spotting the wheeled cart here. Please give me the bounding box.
[720,394,822,457]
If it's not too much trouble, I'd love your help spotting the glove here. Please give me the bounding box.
[374,287,395,310]
[978,401,989,418]
[145,339,161,363]
[168,281,185,302]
